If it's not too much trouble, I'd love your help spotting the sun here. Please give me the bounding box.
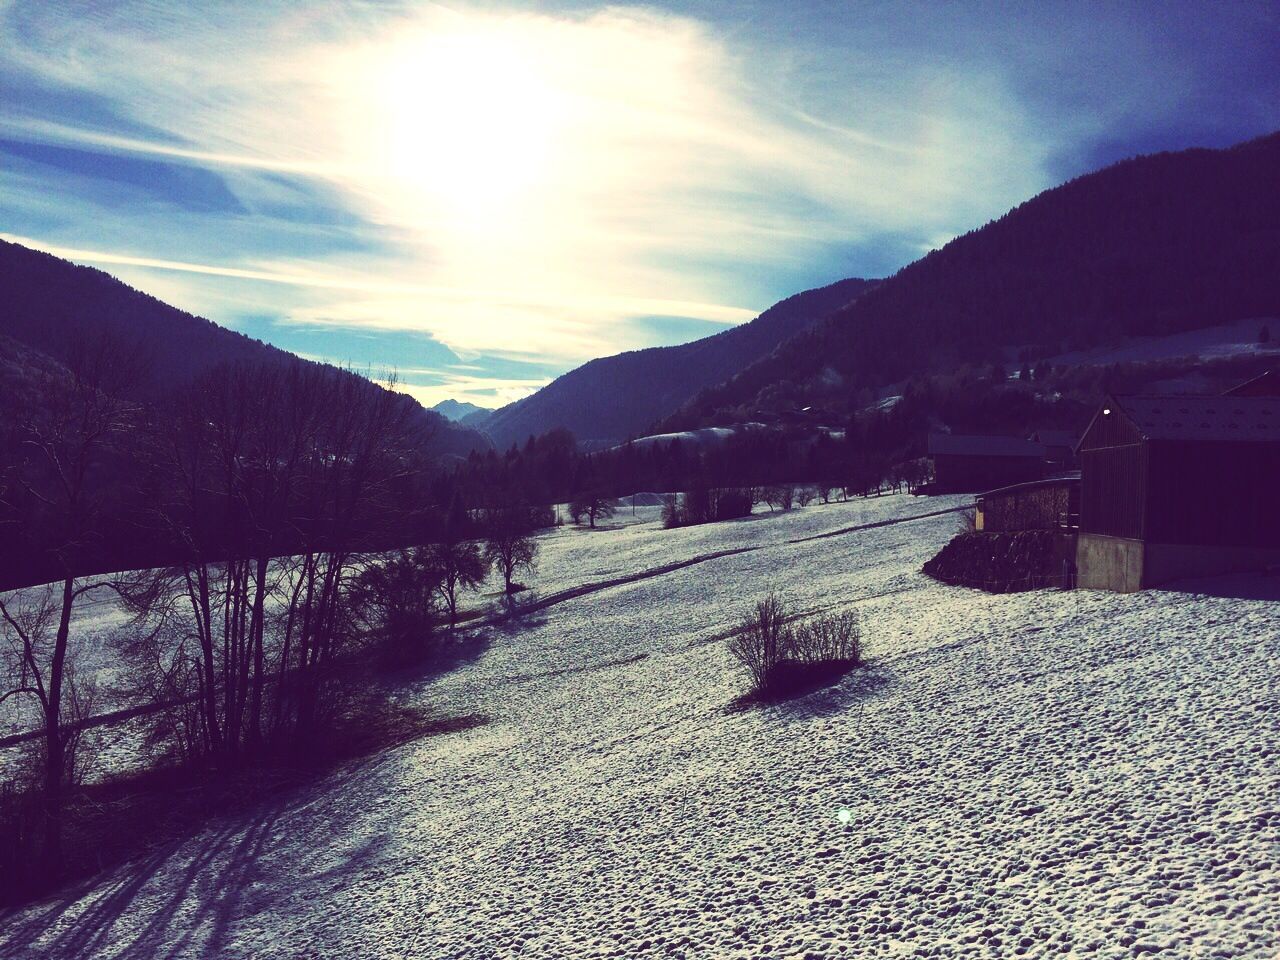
[344,23,573,228]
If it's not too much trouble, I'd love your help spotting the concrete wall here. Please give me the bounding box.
[1143,543,1280,588]
[1078,534,1280,592]
[1076,533,1145,593]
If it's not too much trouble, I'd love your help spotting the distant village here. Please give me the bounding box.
[922,369,1280,593]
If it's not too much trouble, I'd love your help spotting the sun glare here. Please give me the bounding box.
[346,24,573,228]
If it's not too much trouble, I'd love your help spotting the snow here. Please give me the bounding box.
[1047,316,1280,370]
[616,426,739,450]
[4,493,1279,959]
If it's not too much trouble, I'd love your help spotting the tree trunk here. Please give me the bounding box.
[42,576,75,870]
[247,555,270,748]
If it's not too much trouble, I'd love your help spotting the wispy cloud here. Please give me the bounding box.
[5,1,1272,404]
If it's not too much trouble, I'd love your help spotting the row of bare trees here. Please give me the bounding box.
[1,350,541,892]
[111,361,422,764]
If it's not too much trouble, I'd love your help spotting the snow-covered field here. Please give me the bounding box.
[4,493,1279,959]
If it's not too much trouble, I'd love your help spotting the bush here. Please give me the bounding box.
[728,595,863,699]
[347,549,443,662]
[727,594,789,692]
[791,610,861,664]
[661,495,680,529]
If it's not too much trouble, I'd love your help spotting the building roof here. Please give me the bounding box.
[975,473,1080,501]
[1224,370,1280,397]
[1029,429,1077,448]
[927,433,1045,458]
[1110,395,1280,442]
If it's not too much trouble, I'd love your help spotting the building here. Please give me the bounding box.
[975,474,1080,533]
[1075,394,1280,591]
[927,434,1045,492]
[1029,429,1079,472]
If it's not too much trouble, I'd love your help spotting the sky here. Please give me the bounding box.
[2,1,1278,409]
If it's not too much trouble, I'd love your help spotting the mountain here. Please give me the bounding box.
[477,277,876,449]
[662,131,1280,431]
[431,398,489,422]
[0,239,489,459]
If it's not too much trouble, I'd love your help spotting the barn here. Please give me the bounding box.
[1075,394,1280,591]
[1029,429,1079,472]
[927,434,1045,492]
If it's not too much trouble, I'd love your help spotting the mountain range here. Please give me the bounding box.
[455,130,1280,447]
[7,130,1279,473]
[472,277,876,449]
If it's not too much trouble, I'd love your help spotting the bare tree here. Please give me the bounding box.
[569,493,619,529]
[483,506,539,594]
[426,537,489,626]
[0,333,138,868]
[121,362,419,761]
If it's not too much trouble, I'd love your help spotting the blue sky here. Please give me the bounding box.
[2,1,1277,408]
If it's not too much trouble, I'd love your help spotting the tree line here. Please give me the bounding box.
[0,348,543,899]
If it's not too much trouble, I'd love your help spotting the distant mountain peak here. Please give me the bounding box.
[431,398,489,422]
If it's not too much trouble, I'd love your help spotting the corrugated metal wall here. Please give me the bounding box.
[1080,445,1146,539]
[1079,405,1146,540]
[1145,440,1280,547]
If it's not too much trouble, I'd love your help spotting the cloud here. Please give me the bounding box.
[11,1,1266,404]
[388,375,553,410]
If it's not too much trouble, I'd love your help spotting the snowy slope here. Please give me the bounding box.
[4,495,1279,959]
[1047,316,1280,369]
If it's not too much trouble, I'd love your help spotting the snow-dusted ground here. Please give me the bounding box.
[1047,315,1280,370]
[4,494,1279,959]
[0,588,134,747]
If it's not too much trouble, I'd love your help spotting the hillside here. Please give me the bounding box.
[664,131,1280,430]
[5,493,1276,957]
[477,277,875,449]
[0,239,488,459]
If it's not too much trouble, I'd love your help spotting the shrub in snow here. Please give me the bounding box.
[728,596,863,700]
[790,611,861,665]
[728,593,789,693]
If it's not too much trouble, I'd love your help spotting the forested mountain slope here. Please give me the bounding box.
[0,240,488,459]
[664,131,1280,430]
[477,277,875,449]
